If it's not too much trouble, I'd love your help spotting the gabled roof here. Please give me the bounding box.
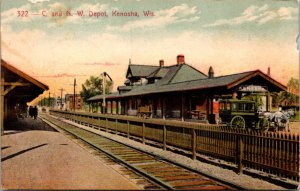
[148,64,207,85]
[169,64,207,84]
[147,67,169,79]
[120,70,286,97]
[226,70,286,91]
[126,64,159,78]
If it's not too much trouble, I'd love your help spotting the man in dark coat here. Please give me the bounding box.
[29,106,33,118]
[33,106,38,119]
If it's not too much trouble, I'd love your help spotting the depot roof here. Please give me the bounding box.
[88,63,286,102]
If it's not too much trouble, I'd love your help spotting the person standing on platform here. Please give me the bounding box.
[33,106,38,119]
[29,106,33,118]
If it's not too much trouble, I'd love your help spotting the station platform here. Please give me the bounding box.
[1,117,140,190]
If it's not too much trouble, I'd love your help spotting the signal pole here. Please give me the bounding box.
[73,78,76,112]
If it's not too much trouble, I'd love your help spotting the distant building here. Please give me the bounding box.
[65,94,83,111]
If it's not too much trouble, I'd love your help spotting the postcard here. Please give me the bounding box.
[1,0,299,190]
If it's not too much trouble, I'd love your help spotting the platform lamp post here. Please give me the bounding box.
[101,72,113,114]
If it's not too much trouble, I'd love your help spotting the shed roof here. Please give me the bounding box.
[88,92,121,101]
[1,59,49,103]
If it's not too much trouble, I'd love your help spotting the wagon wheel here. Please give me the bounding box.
[230,116,246,129]
[257,118,269,132]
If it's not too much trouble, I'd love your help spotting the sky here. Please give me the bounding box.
[1,0,299,104]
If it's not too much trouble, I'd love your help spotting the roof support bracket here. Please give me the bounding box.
[2,79,28,96]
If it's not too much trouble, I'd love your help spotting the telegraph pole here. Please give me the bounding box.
[73,78,76,112]
[58,88,65,110]
[102,73,106,113]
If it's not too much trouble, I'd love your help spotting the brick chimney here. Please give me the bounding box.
[267,67,270,76]
[159,59,164,67]
[208,66,214,78]
[177,54,185,65]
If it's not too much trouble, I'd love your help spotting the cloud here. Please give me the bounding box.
[34,73,87,78]
[28,0,50,3]
[1,4,32,25]
[1,41,30,63]
[1,19,297,93]
[107,3,200,31]
[204,4,297,27]
[47,2,110,27]
[81,62,118,66]
[1,2,110,27]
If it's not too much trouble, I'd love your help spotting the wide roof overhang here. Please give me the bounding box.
[87,70,287,102]
[1,59,49,104]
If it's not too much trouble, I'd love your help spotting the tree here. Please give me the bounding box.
[38,97,55,107]
[80,75,112,102]
[242,94,263,109]
[272,78,299,107]
[287,77,299,95]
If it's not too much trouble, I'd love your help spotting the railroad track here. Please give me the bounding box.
[41,114,243,190]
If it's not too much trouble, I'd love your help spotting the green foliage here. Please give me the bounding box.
[80,75,112,102]
[38,97,55,107]
[272,77,299,107]
[242,94,263,108]
[287,77,299,95]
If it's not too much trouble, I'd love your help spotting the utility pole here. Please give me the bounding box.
[101,72,113,114]
[58,88,65,110]
[73,78,76,112]
[102,73,106,113]
[48,91,50,108]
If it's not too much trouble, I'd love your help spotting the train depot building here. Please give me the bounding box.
[87,55,286,123]
[1,59,49,134]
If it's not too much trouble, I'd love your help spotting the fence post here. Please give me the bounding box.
[142,122,145,144]
[163,125,167,150]
[127,120,130,138]
[238,134,244,174]
[192,128,197,160]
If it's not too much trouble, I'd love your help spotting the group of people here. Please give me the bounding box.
[29,106,38,119]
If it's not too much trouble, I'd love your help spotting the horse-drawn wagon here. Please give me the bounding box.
[219,99,291,132]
